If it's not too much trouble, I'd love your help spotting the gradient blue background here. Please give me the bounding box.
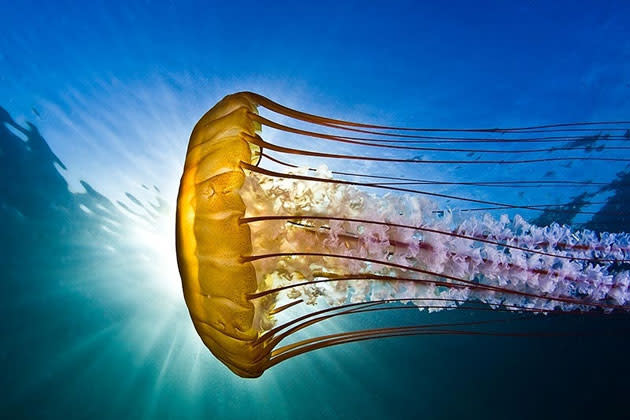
[2,1,630,419]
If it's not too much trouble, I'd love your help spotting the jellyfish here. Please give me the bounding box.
[176,92,630,378]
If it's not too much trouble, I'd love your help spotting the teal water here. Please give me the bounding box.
[3,1,630,419]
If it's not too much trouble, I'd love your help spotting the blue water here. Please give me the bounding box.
[2,1,630,419]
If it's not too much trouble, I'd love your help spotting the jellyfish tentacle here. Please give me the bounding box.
[319,133,630,144]
[254,301,385,347]
[242,162,612,216]
[260,151,622,189]
[269,310,529,358]
[245,273,613,313]
[265,323,593,370]
[242,252,628,311]
[261,300,538,355]
[265,298,624,369]
[268,299,304,315]
[240,215,629,263]
[244,132,630,166]
[245,91,630,133]
[249,112,630,155]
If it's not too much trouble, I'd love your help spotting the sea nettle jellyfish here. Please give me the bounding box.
[176,92,630,378]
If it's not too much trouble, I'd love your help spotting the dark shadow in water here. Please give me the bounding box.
[0,106,70,218]
[1,107,172,418]
[586,169,630,232]
[531,192,594,228]
[532,170,630,232]
[0,106,168,267]
[531,133,630,232]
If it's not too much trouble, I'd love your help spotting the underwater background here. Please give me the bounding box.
[2,1,630,418]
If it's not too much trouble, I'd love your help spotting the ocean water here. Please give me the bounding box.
[2,1,630,419]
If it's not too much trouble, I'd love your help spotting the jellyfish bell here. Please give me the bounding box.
[176,93,266,377]
[176,92,630,378]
